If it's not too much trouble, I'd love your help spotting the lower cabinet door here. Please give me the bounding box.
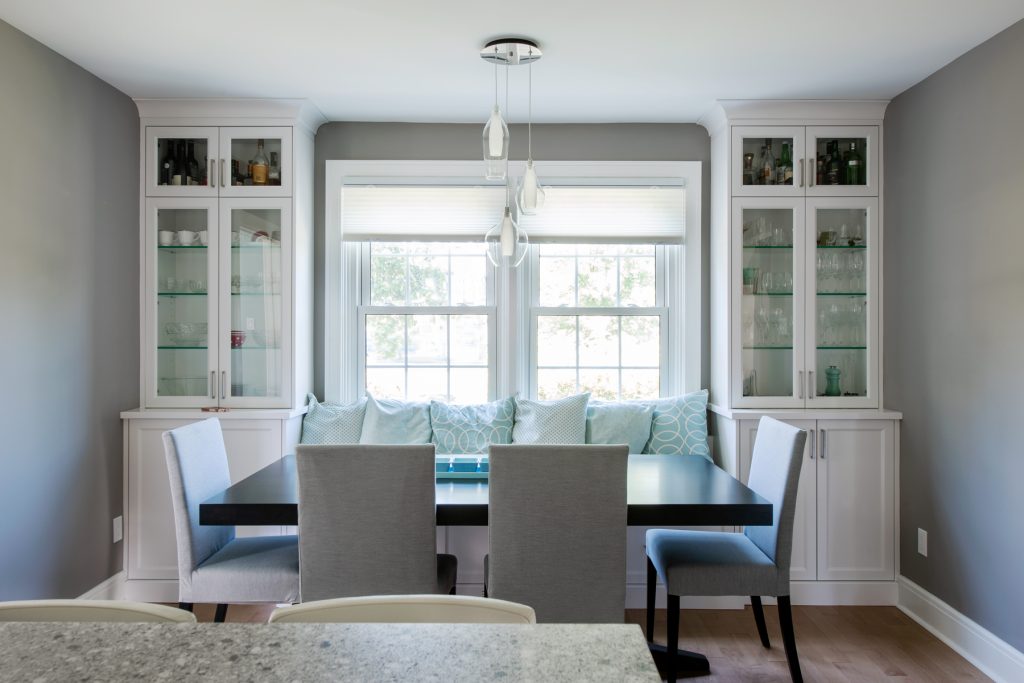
[816,420,895,580]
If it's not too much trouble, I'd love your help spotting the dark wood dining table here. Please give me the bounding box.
[199,452,772,678]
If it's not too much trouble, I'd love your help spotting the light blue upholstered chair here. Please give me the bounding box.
[295,444,457,602]
[645,416,808,682]
[487,444,628,623]
[163,418,298,622]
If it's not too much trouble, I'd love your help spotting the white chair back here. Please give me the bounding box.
[0,600,197,623]
[268,594,536,624]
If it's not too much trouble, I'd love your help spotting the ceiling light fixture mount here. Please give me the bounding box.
[479,38,543,66]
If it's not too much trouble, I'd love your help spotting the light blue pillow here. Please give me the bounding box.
[512,393,590,444]
[359,394,432,445]
[300,393,366,445]
[640,389,710,459]
[430,397,515,455]
[586,401,655,454]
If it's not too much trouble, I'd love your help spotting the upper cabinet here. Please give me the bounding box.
[732,125,879,197]
[146,126,292,198]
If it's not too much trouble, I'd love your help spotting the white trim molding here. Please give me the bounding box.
[77,571,127,600]
[899,575,1024,683]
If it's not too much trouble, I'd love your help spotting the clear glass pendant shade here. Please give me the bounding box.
[484,206,528,267]
[516,160,545,215]
[483,106,509,180]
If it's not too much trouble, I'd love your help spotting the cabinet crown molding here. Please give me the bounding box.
[134,98,327,135]
[704,99,889,126]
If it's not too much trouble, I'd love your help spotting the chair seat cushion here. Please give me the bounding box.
[646,529,780,597]
[437,553,458,594]
[190,535,299,604]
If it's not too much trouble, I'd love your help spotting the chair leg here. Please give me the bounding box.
[645,557,656,643]
[449,585,457,595]
[665,593,679,683]
[777,596,803,683]
[177,602,193,613]
[750,595,771,648]
[214,603,228,623]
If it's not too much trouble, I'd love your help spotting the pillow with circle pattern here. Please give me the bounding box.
[430,397,515,455]
[639,389,710,459]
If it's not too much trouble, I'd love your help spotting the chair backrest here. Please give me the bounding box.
[295,444,438,602]
[0,600,197,623]
[487,444,628,623]
[268,594,536,624]
[744,416,808,584]
[163,418,234,586]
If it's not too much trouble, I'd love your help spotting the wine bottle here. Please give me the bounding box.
[251,140,269,186]
[186,142,200,186]
[826,140,841,185]
[754,145,767,185]
[779,142,792,185]
[762,139,775,185]
[268,151,280,186]
[171,141,186,186]
[159,141,176,186]
[845,141,863,185]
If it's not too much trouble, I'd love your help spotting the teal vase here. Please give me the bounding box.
[825,365,842,397]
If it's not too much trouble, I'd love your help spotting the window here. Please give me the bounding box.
[533,244,666,400]
[359,242,494,403]
[327,160,702,404]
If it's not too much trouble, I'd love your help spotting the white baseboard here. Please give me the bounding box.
[78,571,127,600]
[898,575,1024,683]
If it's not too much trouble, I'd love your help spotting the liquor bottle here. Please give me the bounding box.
[826,140,841,185]
[762,139,775,185]
[845,141,863,185]
[816,156,824,185]
[186,142,200,186]
[251,140,269,186]
[172,141,187,186]
[778,142,792,185]
[754,146,766,185]
[268,151,280,186]
[159,141,175,185]
[742,152,755,185]
[231,160,240,186]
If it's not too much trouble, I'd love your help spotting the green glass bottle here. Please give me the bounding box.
[779,142,793,185]
[845,141,864,185]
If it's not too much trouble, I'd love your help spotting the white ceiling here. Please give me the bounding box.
[2,0,1022,123]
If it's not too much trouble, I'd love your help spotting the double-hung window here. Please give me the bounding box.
[326,161,702,404]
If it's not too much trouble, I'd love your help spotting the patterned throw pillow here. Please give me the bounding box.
[640,389,710,459]
[430,398,515,455]
[358,394,432,445]
[512,393,590,445]
[586,401,655,454]
[300,393,366,445]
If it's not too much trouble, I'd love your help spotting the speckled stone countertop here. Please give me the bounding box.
[0,622,660,682]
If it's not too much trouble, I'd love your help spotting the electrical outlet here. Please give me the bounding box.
[246,317,255,331]
[917,528,928,557]
[113,516,123,544]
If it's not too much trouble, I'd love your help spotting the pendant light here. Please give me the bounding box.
[480,38,542,266]
[517,54,545,215]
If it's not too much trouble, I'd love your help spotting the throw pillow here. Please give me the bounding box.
[300,393,366,445]
[586,401,655,454]
[359,394,432,445]
[640,389,711,459]
[430,397,515,455]
[512,393,590,444]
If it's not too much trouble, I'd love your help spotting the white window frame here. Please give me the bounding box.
[325,160,702,403]
[357,242,497,403]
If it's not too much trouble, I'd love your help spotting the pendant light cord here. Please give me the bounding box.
[505,62,511,206]
[527,52,533,161]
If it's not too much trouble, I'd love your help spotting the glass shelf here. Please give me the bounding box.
[742,345,793,350]
[743,245,794,250]
[817,346,867,350]
[158,245,207,250]
[232,244,281,249]
[158,292,207,296]
[157,345,207,350]
[231,292,281,296]
[746,292,793,296]
[230,346,281,351]
[816,245,867,249]
[817,292,867,296]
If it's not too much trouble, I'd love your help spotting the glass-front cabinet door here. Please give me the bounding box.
[145,198,219,407]
[217,127,292,198]
[806,126,879,197]
[732,126,807,197]
[218,199,292,407]
[145,127,218,198]
[732,198,806,407]
[806,198,878,407]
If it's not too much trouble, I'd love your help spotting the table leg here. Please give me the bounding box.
[648,643,711,678]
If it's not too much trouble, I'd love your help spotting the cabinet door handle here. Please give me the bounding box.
[209,370,216,399]
[820,429,826,459]
[209,159,217,188]
[221,371,227,400]
[808,157,815,187]
[798,158,804,187]
[808,370,815,399]
[220,158,227,188]
[798,370,804,398]
[809,429,815,459]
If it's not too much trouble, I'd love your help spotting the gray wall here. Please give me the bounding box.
[0,20,139,598]
[313,122,711,397]
[885,19,1024,650]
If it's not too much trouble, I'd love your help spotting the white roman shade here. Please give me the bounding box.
[340,183,685,243]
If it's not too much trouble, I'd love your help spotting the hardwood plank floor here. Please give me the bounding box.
[174,603,990,682]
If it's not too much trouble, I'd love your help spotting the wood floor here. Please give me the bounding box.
[180,603,989,682]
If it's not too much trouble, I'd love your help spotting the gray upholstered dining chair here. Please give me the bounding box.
[163,418,299,622]
[645,416,807,683]
[486,444,629,623]
[294,444,457,602]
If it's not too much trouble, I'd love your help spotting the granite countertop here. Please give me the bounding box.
[0,622,661,682]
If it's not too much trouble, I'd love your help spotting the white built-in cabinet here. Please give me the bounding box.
[705,101,901,605]
[122,100,322,602]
